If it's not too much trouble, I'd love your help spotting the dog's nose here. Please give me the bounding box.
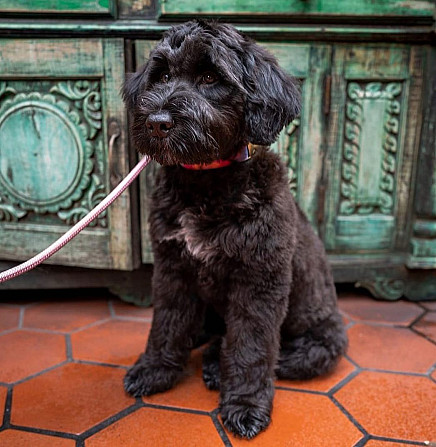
[146,112,174,138]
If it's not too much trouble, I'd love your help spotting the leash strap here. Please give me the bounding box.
[0,155,151,284]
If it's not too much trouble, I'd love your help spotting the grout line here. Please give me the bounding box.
[68,317,113,335]
[65,334,73,361]
[107,300,116,318]
[328,368,361,395]
[407,308,428,328]
[140,401,213,416]
[0,387,13,430]
[329,395,368,437]
[353,435,369,447]
[351,320,425,329]
[72,359,129,370]
[344,353,361,369]
[18,307,25,328]
[416,302,432,311]
[80,402,143,440]
[112,315,153,323]
[427,361,436,379]
[0,328,20,337]
[358,367,432,377]
[369,434,431,445]
[339,309,353,321]
[211,408,233,447]
[9,327,69,336]
[409,326,436,347]
[274,385,327,396]
[10,361,69,386]
[7,424,79,440]
[345,320,356,330]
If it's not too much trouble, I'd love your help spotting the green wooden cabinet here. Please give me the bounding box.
[0,0,434,300]
[0,39,139,270]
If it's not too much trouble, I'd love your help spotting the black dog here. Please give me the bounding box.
[123,20,347,439]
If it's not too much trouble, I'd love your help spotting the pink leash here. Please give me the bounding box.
[0,155,151,284]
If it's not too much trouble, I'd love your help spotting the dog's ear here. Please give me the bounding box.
[122,62,149,110]
[241,43,301,146]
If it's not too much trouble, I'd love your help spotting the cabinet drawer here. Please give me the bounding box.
[0,39,138,270]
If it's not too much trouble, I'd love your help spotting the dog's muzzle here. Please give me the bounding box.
[146,111,174,138]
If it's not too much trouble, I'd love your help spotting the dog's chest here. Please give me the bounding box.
[163,207,225,264]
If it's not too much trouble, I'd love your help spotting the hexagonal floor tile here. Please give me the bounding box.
[111,301,153,320]
[85,408,225,447]
[11,363,134,434]
[276,357,356,393]
[0,430,75,447]
[335,371,436,441]
[71,319,150,366]
[23,300,110,332]
[338,295,424,325]
[0,305,20,332]
[347,324,436,373]
[413,312,436,342]
[0,330,66,383]
[226,390,363,446]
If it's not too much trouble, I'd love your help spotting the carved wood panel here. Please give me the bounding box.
[339,81,403,217]
[0,39,136,270]
[0,80,107,228]
[324,45,422,253]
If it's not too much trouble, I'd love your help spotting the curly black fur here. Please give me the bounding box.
[123,20,347,440]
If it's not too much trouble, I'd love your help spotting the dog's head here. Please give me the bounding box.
[123,20,301,166]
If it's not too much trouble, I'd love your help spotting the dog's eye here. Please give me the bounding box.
[160,72,170,83]
[201,72,217,85]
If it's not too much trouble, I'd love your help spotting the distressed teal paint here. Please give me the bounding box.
[160,0,434,17]
[0,0,111,14]
[0,103,81,205]
[335,215,395,250]
[357,98,385,205]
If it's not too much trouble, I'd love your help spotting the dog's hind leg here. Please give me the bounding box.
[276,219,348,381]
[276,311,347,380]
[202,336,221,390]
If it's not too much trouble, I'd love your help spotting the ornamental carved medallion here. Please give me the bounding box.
[0,80,107,227]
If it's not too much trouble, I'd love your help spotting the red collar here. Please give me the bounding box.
[180,144,252,170]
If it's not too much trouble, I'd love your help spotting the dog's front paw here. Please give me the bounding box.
[124,359,180,397]
[221,403,271,439]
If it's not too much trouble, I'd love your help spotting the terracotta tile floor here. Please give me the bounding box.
[0,288,435,447]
